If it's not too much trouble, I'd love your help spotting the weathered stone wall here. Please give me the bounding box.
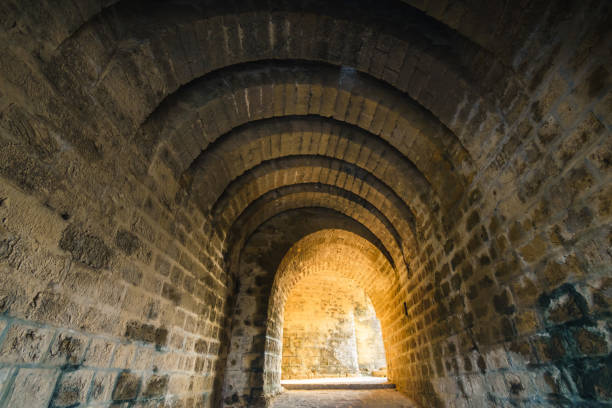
[221,256,270,407]
[281,276,385,379]
[0,1,609,407]
[355,294,387,375]
[0,149,233,407]
[221,211,393,406]
[0,22,236,401]
[263,230,403,397]
[388,4,612,406]
[282,284,360,379]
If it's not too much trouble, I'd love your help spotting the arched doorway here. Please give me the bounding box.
[281,275,387,380]
[263,229,403,396]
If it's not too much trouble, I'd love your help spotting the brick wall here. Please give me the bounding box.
[281,275,385,379]
[0,1,609,408]
[355,295,387,375]
[0,157,233,407]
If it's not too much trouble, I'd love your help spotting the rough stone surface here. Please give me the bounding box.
[112,371,142,401]
[52,369,95,407]
[270,389,416,407]
[282,276,386,379]
[0,1,609,407]
[0,324,54,363]
[59,224,112,269]
[4,368,59,407]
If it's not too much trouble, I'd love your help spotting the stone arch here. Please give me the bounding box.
[42,0,521,148]
[145,62,472,209]
[182,116,435,227]
[225,188,408,275]
[1,1,609,408]
[209,156,418,249]
[263,229,402,396]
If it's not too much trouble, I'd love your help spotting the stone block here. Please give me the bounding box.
[0,323,54,363]
[162,283,182,304]
[573,327,609,356]
[112,343,137,368]
[514,310,539,334]
[121,263,143,286]
[131,347,155,371]
[141,374,169,398]
[52,369,95,407]
[0,367,16,397]
[59,224,112,269]
[112,371,142,401]
[45,331,88,366]
[25,290,85,328]
[124,320,169,347]
[0,5,609,408]
[5,368,59,407]
[194,338,208,354]
[115,229,141,255]
[89,371,116,402]
[155,255,171,277]
[519,235,547,263]
[84,338,116,367]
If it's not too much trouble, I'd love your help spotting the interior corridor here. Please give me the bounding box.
[0,1,610,407]
[271,389,415,408]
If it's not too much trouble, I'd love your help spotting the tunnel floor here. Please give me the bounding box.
[281,376,393,389]
[270,389,416,407]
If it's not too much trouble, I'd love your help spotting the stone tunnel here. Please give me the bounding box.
[0,0,610,407]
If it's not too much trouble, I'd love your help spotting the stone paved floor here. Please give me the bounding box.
[270,389,417,407]
[281,376,389,385]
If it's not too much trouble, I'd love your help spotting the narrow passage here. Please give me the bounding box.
[270,389,416,408]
